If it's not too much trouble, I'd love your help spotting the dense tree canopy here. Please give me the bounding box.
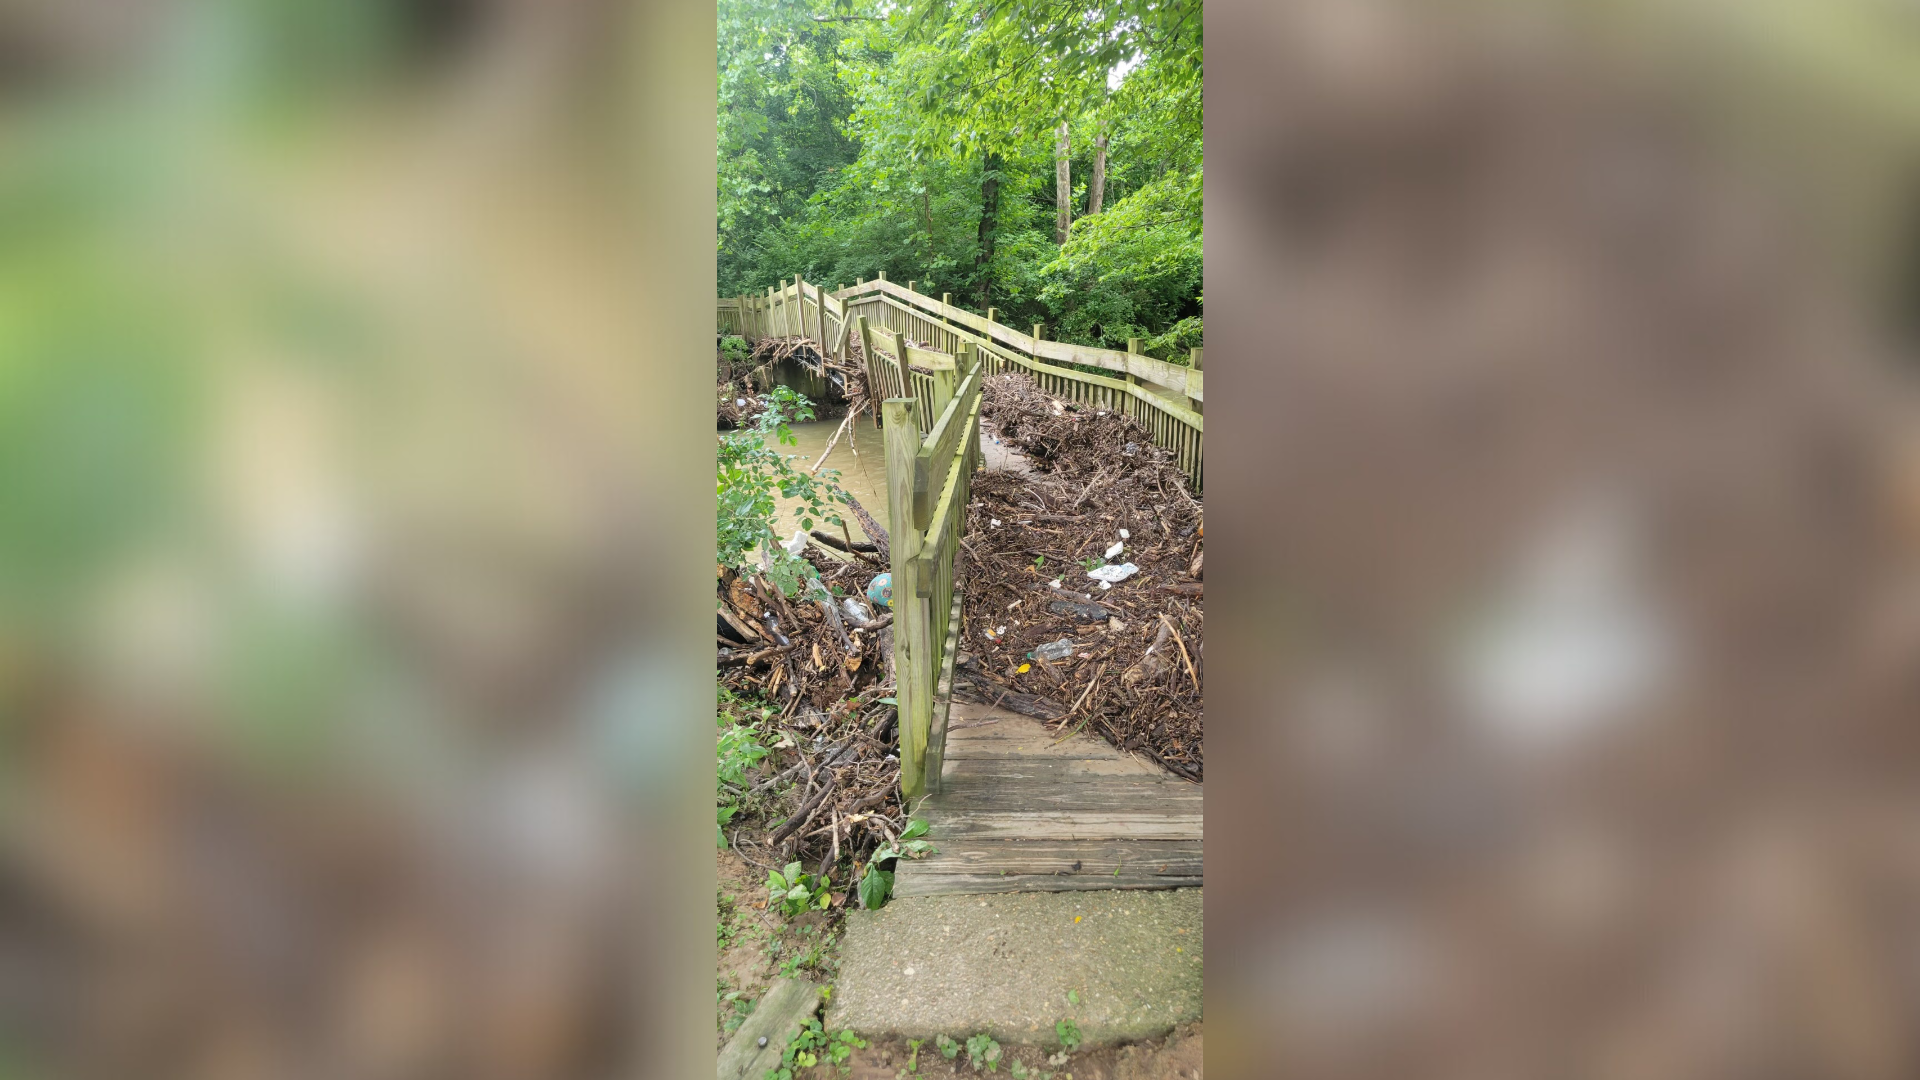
[718,0,1203,361]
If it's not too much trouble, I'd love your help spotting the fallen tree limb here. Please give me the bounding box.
[840,492,890,562]
[811,530,878,553]
[770,765,841,845]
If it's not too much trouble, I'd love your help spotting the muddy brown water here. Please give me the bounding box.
[765,414,1028,545]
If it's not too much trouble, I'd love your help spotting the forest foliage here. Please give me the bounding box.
[718,0,1203,361]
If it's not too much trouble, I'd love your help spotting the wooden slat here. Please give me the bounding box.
[923,810,1204,841]
[938,757,1163,778]
[912,377,983,531]
[925,587,962,795]
[892,872,1204,898]
[927,785,1202,812]
[898,839,1203,878]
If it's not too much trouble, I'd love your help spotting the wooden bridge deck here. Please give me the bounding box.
[891,703,1203,897]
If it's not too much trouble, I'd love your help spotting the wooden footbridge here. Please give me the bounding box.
[720,276,1203,896]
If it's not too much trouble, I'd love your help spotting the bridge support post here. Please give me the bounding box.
[883,398,931,800]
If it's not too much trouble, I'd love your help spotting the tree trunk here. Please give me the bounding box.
[1055,120,1072,245]
[974,148,1001,310]
[1088,119,1109,217]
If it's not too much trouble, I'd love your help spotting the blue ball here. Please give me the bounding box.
[865,573,893,610]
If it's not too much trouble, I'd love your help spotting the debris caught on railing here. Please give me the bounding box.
[956,371,1203,781]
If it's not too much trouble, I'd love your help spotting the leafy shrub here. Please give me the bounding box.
[716,385,848,597]
[767,861,832,918]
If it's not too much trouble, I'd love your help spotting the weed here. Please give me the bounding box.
[766,1018,865,1079]
[936,1034,961,1060]
[717,687,775,848]
[721,335,751,364]
[966,1032,1003,1072]
[767,861,832,918]
[897,1037,923,1076]
[777,929,837,980]
[857,819,937,910]
[1079,554,1104,572]
[716,978,755,1034]
[1055,1017,1082,1052]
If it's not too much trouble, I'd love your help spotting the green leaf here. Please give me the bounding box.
[859,864,894,909]
[900,818,930,841]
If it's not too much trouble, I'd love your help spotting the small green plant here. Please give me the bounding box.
[1054,1018,1082,1053]
[767,861,832,918]
[898,1038,924,1076]
[936,1033,961,1060]
[1033,554,1045,570]
[717,687,774,847]
[768,1019,866,1079]
[857,819,937,910]
[965,1033,1003,1072]
[721,334,751,364]
[1079,554,1104,572]
[777,928,837,979]
[716,978,755,1034]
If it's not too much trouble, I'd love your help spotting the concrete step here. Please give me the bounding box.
[827,888,1201,1047]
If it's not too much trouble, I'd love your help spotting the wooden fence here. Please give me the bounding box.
[718,274,1203,492]
[884,341,983,798]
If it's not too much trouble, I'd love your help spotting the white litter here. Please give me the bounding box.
[1087,562,1139,584]
[1100,581,1112,590]
[736,398,747,407]
[781,529,808,557]
[1049,578,1062,588]
[1119,528,1130,539]
[990,518,1001,527]
[1104,541,1124,559]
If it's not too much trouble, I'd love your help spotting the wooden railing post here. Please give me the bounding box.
[884,398,931,799]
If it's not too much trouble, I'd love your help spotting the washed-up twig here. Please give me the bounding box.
[1050,662,1108,744]
[770,765,841,845]
[1162,613,1198,689]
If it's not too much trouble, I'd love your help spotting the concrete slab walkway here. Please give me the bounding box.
[827,888,1201,1046]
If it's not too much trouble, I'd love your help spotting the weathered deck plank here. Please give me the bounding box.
[894,705,1203,897]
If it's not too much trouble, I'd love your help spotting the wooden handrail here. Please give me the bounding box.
[835,278,1203,402]
[913,352,984,527]
[863,294,1205,430]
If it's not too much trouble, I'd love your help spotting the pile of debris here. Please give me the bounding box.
[957,372,1204,780]
[716,334,872,430]
[716,503,913,885]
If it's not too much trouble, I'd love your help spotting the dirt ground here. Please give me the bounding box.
[828,1023,1203,1079]
[716,848,849,1049]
